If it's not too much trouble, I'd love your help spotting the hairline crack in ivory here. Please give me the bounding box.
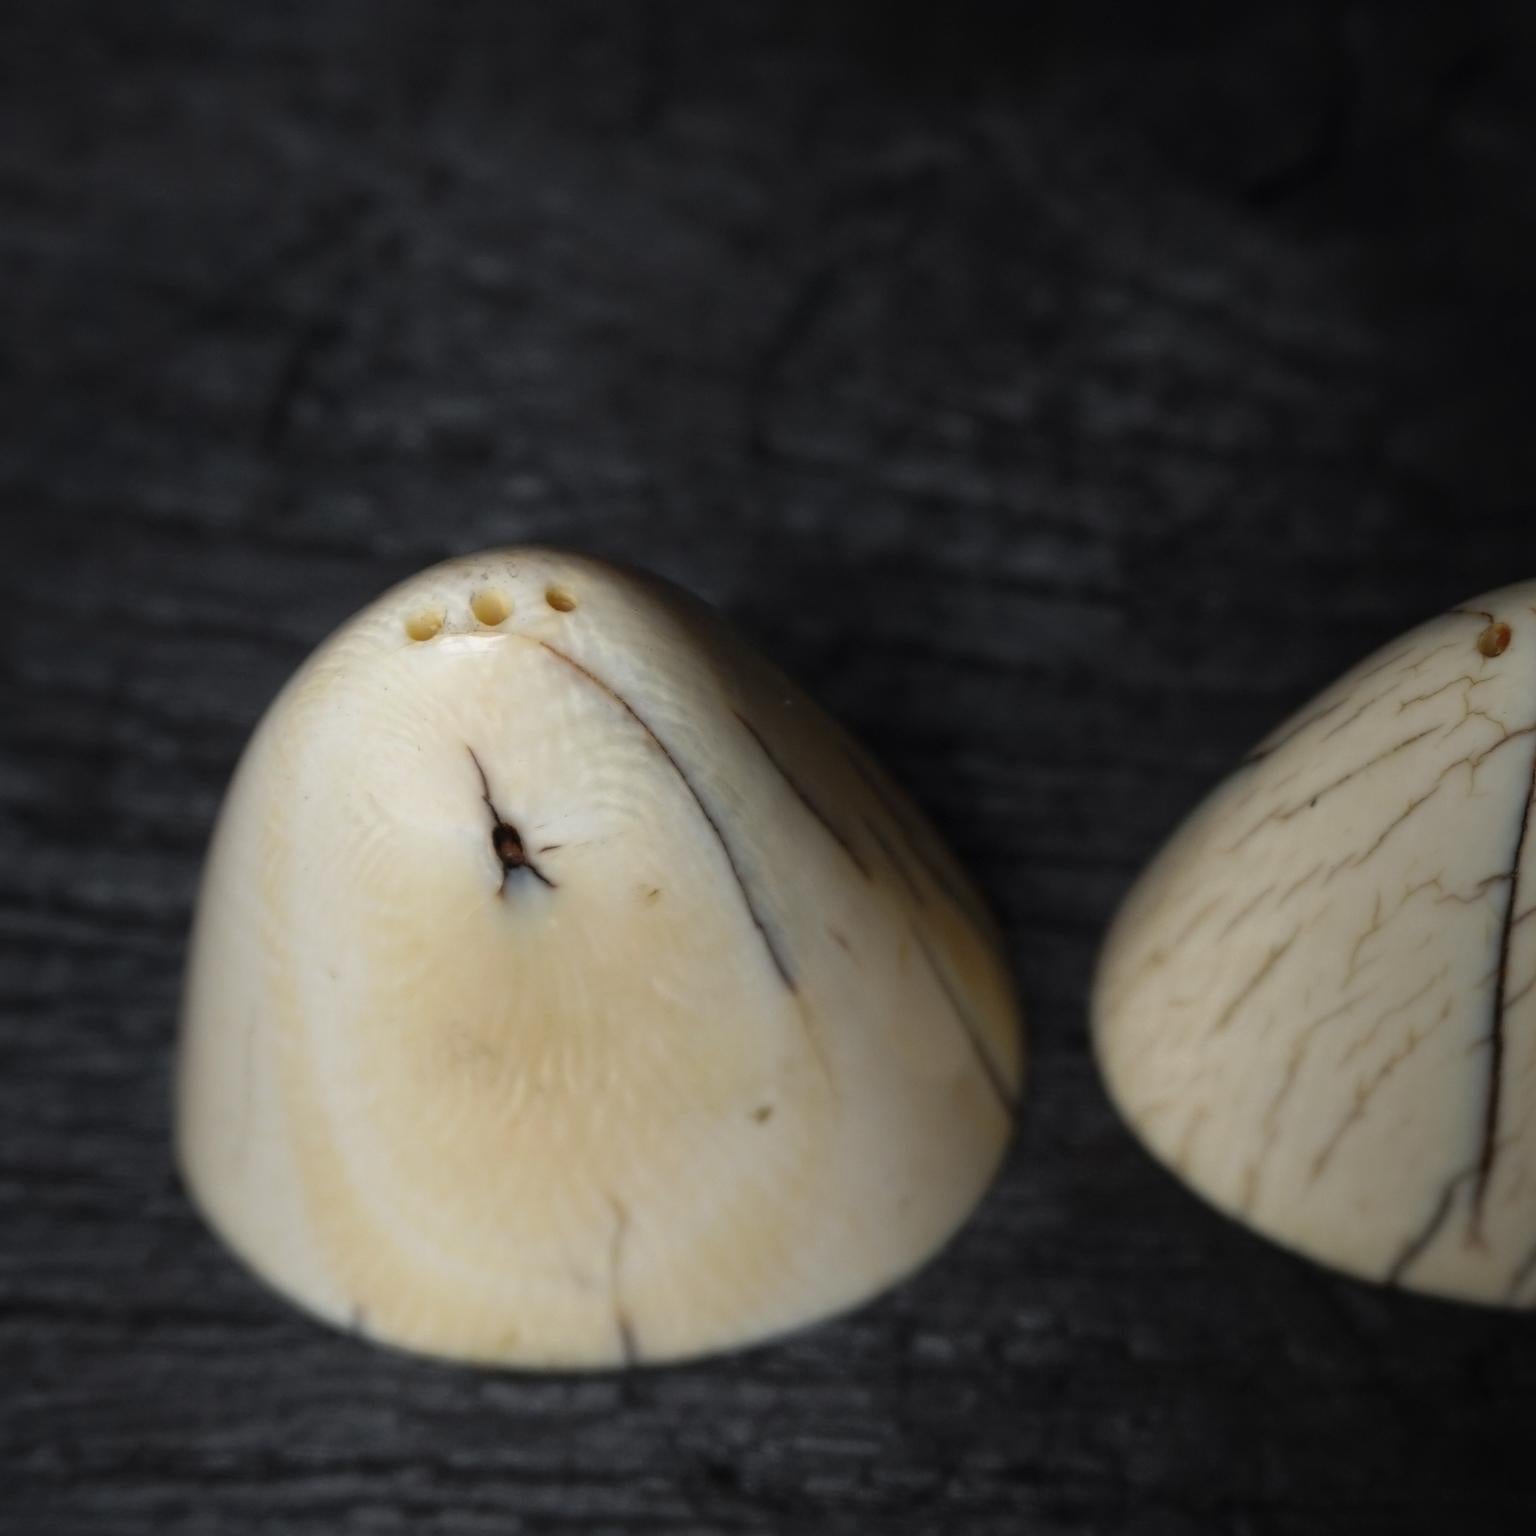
[1093,585,1536,1308]
[176,548,1023,1367]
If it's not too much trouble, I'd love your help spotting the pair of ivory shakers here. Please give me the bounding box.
[177,549,1536,1368]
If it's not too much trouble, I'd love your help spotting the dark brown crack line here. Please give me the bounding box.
[1242,691,1354,766]
[1168,894,1223,948]
[1245,987,1375,1209]
[1344,894,1385,982]
[1435,874,1510,906]
[842,744,990,931]
[1210,931,1299,1035]
[1252,634,1459,761]
[1175,1106,1210,1171]
[1467,722,1536,773]
[791,991,839,1100]
[608,1196,639,1366]
[1325,780,1445,886]
[1277,862,1324,907]
[1506,1233,1536,1303]
[1299,724,1438,801]
[1402,636,1474,675]
[910,922,1013,1115]
[864,813,926,907]
[1388,1167,1475,1285]
[1227,727,1439,851]
[535,641,794,990]
[1317,678,1405,744]
[1323,728,1536,892]
[1353,642,1420,685]
[1471,727,1536,1239]
[1311,995,1453,1182]
[731,709,871,878]
[1215,882,1277,941]
[1397,674,1488,712]
[1337,967,1449,1071]
[467,746,556,890]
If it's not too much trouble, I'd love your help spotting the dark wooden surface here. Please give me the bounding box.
[4,3,1535,1532]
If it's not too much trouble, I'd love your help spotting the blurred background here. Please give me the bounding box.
[2,2,1533,1532]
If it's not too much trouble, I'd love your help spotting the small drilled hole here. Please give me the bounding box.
[545,585,577,613]
[1477,620,1512,659]
[405,610,443,642]
[471,589,510,626]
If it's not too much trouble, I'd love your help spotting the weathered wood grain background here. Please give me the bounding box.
[3,3,1534,1531]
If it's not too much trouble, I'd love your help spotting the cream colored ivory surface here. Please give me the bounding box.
[178,549,1022,1365]
[1094,588,1536,1306]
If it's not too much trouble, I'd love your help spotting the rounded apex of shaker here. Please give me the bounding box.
[1094,586,1536,1307]
[177,548,1022,1366]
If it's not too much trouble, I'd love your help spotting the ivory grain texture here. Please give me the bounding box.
[1095,590,1536,1304]
[178,549,1020,1367]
